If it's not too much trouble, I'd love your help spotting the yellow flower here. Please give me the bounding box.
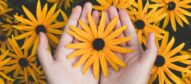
[0,51,13,83]
[0,14,24,37]
[47,0,73,9]
[151,0,191,31]
[65,12,133,79]
[93,0,136,10]
[16,66,46,84]
[128,0,166,44]
[13,0,68,49]
[0,0,12,19]
[0,36,40,83]
[149,33,191,84]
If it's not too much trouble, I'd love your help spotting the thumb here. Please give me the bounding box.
[140,32,158,66]
[37,32,54,68]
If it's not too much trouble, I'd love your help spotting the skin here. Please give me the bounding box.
[37,2,157,84]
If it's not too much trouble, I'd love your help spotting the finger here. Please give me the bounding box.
[119,9,141,50]
[104,11,110,25]
[55,6,82,60]
[108,6,122,29]
[77,2,92,28]
[140,32,158,66]
[92,10,100,25]
[37,32,53,68]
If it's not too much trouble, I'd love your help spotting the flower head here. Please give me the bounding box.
[0,50,13,83]
[151,0,191,31]
[65,12,133,79]
[128,0,167,44]
[149,33,191,84]
[13,0,68,49]
[0,36,40,83]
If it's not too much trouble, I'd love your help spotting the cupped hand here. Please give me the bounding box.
[100,6,158,84]
[37,3,98,84]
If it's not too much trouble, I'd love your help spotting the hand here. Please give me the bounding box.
[99,7,158,84]
[37,3,98,84]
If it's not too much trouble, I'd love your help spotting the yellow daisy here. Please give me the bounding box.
[93,0,136,10]
[47,0,73,9]
[0,0,12,19]
[13,0,68,49]
[128,0,167,44]
[149,33,191,84]
[150,0,191,31]
[0,51,13,83]
[16,66,46,84]
[0,36,40,83]
[65,12,133,79]
[1,14,24,37]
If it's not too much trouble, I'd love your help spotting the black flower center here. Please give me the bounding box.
[0,34,6,41]
[28,75,35,81]
[35,25,46,34]
[134,20,145,29]
[92,38,105,51]
[168,2,176,10]
[154,55,165,67]
[19,58,29,68]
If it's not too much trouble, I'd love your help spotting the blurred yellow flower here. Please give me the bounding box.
[151,0,191,31]
[13,0,68,49]
[16,66,46,84]
[1,36,40,83]
[0,51,13,84]
[128,0,166,44]
[149,33,191,84]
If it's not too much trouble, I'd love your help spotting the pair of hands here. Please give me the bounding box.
[37,2,157,84]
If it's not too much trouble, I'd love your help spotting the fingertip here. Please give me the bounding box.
[84,2,92,8]
[74,5,82,12]
[147,32,157,52]
[92,10,100,25]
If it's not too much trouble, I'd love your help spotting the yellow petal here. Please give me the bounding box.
[65,43,90,49]
[36,0,42,23]
[22,5,37,24]
[87,12,98,38]
[65,30,87,42]
[73,51,92,68]
[67,49,87,59]
[170,11,176,31]
[162,37,175,55]
[93,53,99,79]
[103,17,119,37]
[70,25,93,41]
[105,25,127,40]
[99,51,108,77]
[98,12,106,38]
[103,48,126,67]
[165,43,185,57]
[15,31,34,40]
[108,45,134,53]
